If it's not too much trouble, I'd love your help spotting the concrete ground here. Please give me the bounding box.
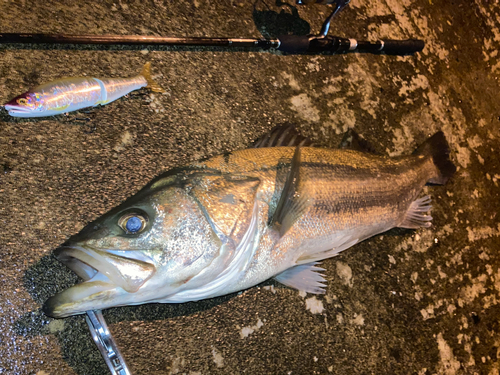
[0,1,499,374]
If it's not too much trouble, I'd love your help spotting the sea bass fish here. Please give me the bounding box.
[43,128,455,318]
[4,62,162,118]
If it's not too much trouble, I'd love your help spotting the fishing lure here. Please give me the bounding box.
[3,62,162,118]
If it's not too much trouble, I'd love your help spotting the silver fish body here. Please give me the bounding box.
[4,63,162,117]
[43,131,455,318]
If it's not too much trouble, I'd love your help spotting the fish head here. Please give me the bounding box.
[43,173,227,318]
[4,92,44,117]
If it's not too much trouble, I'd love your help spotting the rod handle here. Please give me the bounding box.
[277,35,312,53]
[379,39,425,55]
[278,35,424,55]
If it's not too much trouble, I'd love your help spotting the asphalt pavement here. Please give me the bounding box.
[1,1,499,374]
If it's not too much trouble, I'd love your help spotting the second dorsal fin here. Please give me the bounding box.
[339,129,379,154]
[253,125,314,148]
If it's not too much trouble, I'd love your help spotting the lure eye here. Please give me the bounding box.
[118,213,148,234]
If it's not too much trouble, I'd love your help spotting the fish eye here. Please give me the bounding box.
[17,98,28,105]
[118,213,148,234]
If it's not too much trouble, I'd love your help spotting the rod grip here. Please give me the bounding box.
[379,39,424,55]
[277,35,351,54]
[277,35,311,53]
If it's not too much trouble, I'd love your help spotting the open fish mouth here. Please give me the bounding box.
[43,246,156,318]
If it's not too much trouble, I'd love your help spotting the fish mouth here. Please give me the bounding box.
[43,246,156,318]
[4,104,34,116]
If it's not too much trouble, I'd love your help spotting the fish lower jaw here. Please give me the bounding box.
[43,245,160,317]
[5,108,35,117]
[42,279,118,318]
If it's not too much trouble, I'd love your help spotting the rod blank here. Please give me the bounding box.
[0,33,279,48]
[0,33,424,55]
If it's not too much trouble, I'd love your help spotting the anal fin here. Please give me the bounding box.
[274,262,326,294]
[399,195,433,229]
[296,236,359,264]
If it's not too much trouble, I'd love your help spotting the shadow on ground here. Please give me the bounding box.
[16,254,245,374]
[253,0,311,38]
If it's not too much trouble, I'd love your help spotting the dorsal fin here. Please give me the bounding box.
[272,146,313,237]
[253,125,314,148]
[339,129,379,154]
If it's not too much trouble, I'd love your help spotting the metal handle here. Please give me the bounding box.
[86,310,132,375]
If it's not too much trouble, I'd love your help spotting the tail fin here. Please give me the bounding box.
[413,131,456,185]
[140,62,164,93]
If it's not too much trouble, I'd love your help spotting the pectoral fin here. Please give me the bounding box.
[274,262,326,294]
[272,146,313,237]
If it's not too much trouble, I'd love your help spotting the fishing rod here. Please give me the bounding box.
[0,1,424,55]
[0,33,424,55]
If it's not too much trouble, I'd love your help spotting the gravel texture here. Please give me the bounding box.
[1,1,499,374]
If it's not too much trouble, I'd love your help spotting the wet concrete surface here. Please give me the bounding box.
[1,1,499,374]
